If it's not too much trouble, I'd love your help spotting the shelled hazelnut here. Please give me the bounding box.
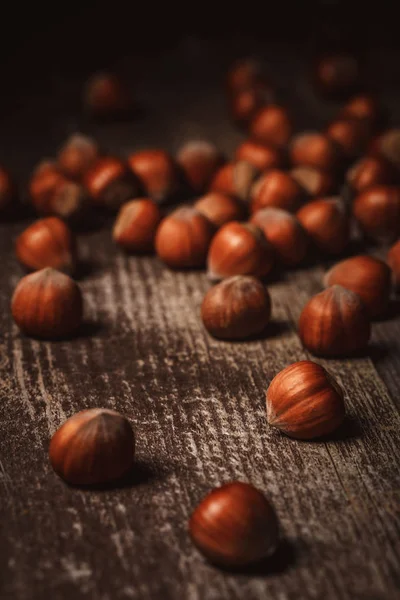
[57,134,99,180]
[155,207,215,269]
[251,169,304,214]
[369,129,400,172]
[194,192,246,228]
[49,409,135,485]
[210,161,259,203]
[297,197,349,255]
[201,275,271,340]
[189,481,279,567]
[290,166,335,199]
[229,86,274,127]
[339,94,382,129]
[298,285,371,356]
[29,161,89,222]
[11,268,83,339]
[207,222,274,280]
[249,105,292,148]
[346,156,394,194]
[326,118,370,161]
[16,217,76,274]
[235,140,283,172]
[314,52,360,98]
[266,361,345,439]
[84,156,141,211]
[128,149,179,204]
[177,141,224,193]
[324,255,391,319]
[83,72,131,118]
[0,166,15,213]
[113,198,161,253]
[387,240,400,288]
[290,132,341,172]
[250,208,308,266]
[353,185,400,243]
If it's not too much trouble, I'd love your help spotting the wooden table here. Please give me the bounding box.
[1,36,399,600]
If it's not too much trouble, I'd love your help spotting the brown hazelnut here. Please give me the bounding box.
[0,166,15,213]
[201,275,271,340]
[15,217,76,274]
[207,222,274,280]
[368,129,400,172]
[297,198,349,255]
[49,409,135,485]
[290,166,336,198]
[189,481,279,568]
[113,198,161,253]
[11,268,83,339]
[326,118,370,160]
[251,169,303,214]
[194,192,246,228]
[155,207,215,269]
[353,185,400,243]
[324,255,391,319]
[290,132,341,171]
[235,140,283,172]
[229,86,274,127]
[177,140,223,193]
[250,208,308,266]
[29,161,89,222]
[249,105,292,148]
[339,94,381,129]
[209,161,259,203]
[128,150,179,204]
[387,239,400,288]
[314,52,360,98]
[83,72,130,118]
[298,285,371,357]
[266,361,345,439]
[226,59,267,94]
[57,134,99,180]
[346,156,394,194]
[84,156,141,211]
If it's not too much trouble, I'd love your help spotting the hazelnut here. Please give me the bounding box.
[235,140,283,172]
[29,161,89,221]
[15,217,76,274]
[249,105,292,148]
[290,166,335,198]
[57,134,99,180]
[326,118,370,161]
[251,169,303,214]
[290,132,341,172]
[346,156,394,194]
[207,222,274,280]
[314,52,360,98]
[339,94,382,129]
[128,149,179,204]
[84,156,141,211]
[369,129,400,172]
[210,161,259,203]
[189,481,279,568]
[226,59,267,94]
[83,72,130,118]
[266,361,345,439]
[155,207,215,269]
[229,86,274,127]
[194,192,246,228]
[387,239,400,288]
[0,166,15,213]
[297,198,349,255]
[11,268,83,339]
[250,208,308,266]
[49,409,135,485]
[201,275,271,340]
[353,185,400,243]
[113,198,161,253]
[298,285,371,357]
[177,140,223,193]
[324,255,391,318]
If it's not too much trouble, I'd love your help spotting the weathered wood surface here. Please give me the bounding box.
[1,37,400,600]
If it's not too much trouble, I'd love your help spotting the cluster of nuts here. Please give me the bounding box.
[2,54,400,570]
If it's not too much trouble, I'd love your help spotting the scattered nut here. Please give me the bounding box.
[251,169,304,214]
[297,197,349,255]
[194,192,245,228]
[128,149,179,204]
[249,105,292,148]
[353,185,400,243]
[177,141,223,193]
[113,198,161,253]
[85,156,141,211]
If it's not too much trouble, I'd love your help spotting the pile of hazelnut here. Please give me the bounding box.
[2,56,400,569]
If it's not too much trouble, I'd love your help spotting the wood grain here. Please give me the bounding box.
[1,36,400,600]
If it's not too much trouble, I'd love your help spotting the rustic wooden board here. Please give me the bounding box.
[1,36,400,600]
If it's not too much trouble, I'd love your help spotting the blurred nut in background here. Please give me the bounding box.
[113,198,161,253]
[177,141,224,193]
[155,207,215,269]
[297,197,349,255]
[83,72,131,118]
[290,132,341,172]
[346,156,394,194]
[201,275,271,340]
[290,166,335,198]
[210,161,259,203]
[353,185,400,243]
[85,156,141,211]
[128,149,179,204]
[229,86,274,127]
[207,222,274,280]
[339,94,382,130]
[251,169,304,214]
[314,52,360,99]
[298,285,371,357]
[57,134,99,180]
[369,129,400,172]
[249,105,292,148]
[235,140,283,172]
[194,192,246,228]
[326,118,370,161]
[16,217,76,274]
[226,59,268,94]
